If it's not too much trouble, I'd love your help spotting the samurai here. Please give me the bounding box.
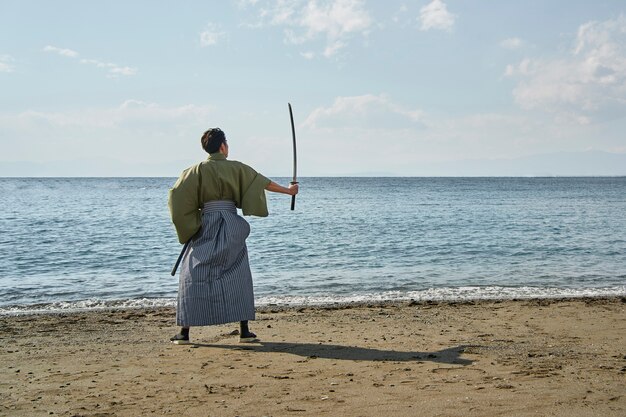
[168,128,299,344]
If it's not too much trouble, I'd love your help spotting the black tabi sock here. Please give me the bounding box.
[240,321,249,335]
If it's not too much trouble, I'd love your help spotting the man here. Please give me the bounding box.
[168,128,298,344]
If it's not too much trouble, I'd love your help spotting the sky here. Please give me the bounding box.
[1,0,625,177]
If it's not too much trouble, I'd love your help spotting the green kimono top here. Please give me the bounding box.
[168,153,271,243]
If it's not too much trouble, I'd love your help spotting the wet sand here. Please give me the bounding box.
[1,297,625,416]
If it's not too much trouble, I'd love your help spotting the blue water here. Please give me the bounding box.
[1,177,625,314]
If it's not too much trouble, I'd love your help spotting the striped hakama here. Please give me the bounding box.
[176,200,255,326]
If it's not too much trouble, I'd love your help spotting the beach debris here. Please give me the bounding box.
[286,406,307,412]
[262,374,291,379]
[496,383,515,389]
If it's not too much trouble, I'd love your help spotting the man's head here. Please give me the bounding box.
[201,128,228,155]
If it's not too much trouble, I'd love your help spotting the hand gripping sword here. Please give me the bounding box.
[288,103,298,210]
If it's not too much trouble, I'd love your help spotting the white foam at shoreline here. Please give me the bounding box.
[257,285,626,306]
[1,286,624,316]
[0,298,177,316]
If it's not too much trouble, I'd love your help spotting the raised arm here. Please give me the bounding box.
[265,181,299,196]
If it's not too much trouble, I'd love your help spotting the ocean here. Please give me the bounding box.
[1,177,625,314]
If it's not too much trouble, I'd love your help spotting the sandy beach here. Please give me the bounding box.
[1,297,625,416]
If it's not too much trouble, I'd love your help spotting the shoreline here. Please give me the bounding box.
[2,297,625,416]
[2,290,625,316]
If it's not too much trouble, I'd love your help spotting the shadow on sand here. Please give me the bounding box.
[194,341,474,365]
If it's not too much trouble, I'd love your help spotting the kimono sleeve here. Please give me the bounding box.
[240,165,271,217]
[168,165,201,243]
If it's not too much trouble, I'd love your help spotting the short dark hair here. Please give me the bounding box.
[201,128,226,154]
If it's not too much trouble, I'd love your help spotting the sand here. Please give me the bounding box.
[1,297,625,417]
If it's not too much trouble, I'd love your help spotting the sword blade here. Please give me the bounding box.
[288,103,297,210]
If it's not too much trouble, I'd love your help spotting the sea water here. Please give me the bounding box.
[0,177,625,314]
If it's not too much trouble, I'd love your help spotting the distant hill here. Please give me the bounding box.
[406,150,626,177]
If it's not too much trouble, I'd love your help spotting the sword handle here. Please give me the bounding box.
[290,181,298,211]
[171,240,190,276]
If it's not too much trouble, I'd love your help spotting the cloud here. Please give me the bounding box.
[200,23,227,46]
[0,100,216,164]
[419,0,455,32]
[296,92,625,175]
[302,94,424,129]
[293,94,426,175]
[4,100,214,129]
[323,40,346,57]
[242,0,373,58]
[43,45,137,77]
[0,55,15,73]
[500,37,524,50]
[108,66,137,77]
[505,15,626,123]
[392,4,409,23]
[79,58,138,77]
[43,45,79,57]
[296,97,580,175]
